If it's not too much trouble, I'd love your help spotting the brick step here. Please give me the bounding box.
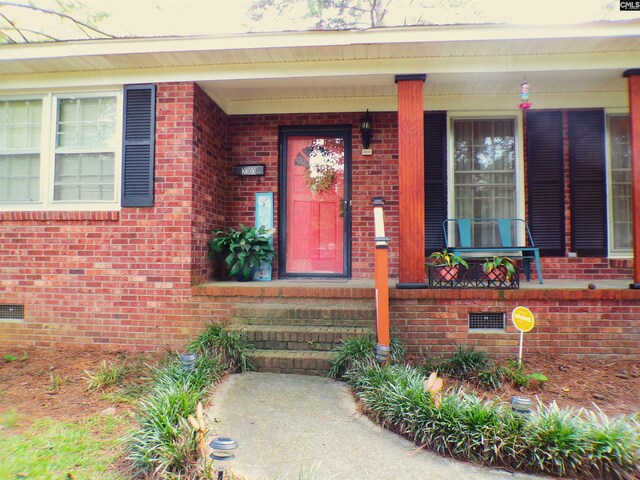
[232,304,376,328]
[248,349,337,376]
[229,325,372,351]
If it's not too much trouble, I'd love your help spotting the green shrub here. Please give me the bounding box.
[187,322,252,373]
[328,335,405,378]
[501,360,548,389]
[344,361,639,479]
[419,345,492,380]
[85,360,131,390]
[128,323,248,478]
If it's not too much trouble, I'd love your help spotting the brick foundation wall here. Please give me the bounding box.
[226,112,399,278]
[391,288,640,358]
[192,284,640,359]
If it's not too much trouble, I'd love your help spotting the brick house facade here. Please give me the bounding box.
[1,24,639,356]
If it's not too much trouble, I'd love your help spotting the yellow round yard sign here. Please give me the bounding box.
[512,306,535,332]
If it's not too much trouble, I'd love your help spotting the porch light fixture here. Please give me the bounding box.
[360,110,373,149]
[209,436,239,480]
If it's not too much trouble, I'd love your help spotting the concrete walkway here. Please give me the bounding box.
[206,372,544,480]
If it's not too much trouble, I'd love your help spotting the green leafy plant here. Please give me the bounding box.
[500,360,548,389]
[186,322,252,373]
[127,354,223,477]
[477,367,504,390]
[3,352,27,362]
[328,335,405,378]
[420,345,491,380]
[85,361,131,390]
[426,249,469,268]
[482,256,516,282]
[47,373,66,391]
[208,224,275,280]
[127,322,253,478]
[343,361,639,479]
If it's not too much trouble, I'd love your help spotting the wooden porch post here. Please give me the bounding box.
[395,74,427,287]
[624,69,640,289]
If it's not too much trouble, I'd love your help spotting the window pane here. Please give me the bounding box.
[609,115,632,252]
[0,154,40,202]
[453,118,517,246]
[54,153,115,201]
[0,100,41,202]
[57,97,116,150]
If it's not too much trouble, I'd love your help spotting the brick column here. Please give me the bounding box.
[395,74,426,286]
[624,69,640,289]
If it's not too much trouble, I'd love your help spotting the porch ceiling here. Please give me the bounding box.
[1,21,638,114]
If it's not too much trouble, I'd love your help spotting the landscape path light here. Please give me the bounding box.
[180,352,197,372]
[510,395,533,415]
[209,436,239,480]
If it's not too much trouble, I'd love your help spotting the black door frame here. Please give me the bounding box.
[278,125,352,278]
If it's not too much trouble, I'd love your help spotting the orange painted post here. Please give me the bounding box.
[395,75,427,287]
[624,70,640,289]
[373,197,390,363]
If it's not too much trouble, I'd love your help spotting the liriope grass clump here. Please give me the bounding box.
[127,324,250,479]
[328,335,405,378]
[187,322,253,373]
[345,361,639,479]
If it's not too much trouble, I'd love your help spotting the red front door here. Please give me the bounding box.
[283,132,350,276]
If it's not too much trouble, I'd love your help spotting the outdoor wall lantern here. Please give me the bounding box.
[360,110,373,149]
[209,436,239,480]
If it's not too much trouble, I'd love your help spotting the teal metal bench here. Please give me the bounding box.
[443,218,543,284]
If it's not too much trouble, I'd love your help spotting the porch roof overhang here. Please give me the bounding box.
[0,20,639,114]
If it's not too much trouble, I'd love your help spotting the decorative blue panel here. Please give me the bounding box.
[253,192,274,281]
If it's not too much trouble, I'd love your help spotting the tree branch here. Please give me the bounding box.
[0,1,114,38]
[2,24,61,41]
[0,10,27,41]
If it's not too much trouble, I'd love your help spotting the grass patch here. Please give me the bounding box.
[345,361,640,479]
[0,413,132,480]
[85,360,132,390]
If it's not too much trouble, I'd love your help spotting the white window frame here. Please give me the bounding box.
[0,88,123,212]
[605,109,633,258]
[446,111,526,246]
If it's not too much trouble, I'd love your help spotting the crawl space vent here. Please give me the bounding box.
[469,312,505,330]
[0,304,25,321]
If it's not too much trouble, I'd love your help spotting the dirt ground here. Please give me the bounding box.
[0,347,169,427]
[0,347,638,425]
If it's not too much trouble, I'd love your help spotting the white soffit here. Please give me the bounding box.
[0,21,638,113]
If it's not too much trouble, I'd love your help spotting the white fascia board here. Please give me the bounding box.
[224,91,628,115]
[0,20,638,62]
[0,50,636,92]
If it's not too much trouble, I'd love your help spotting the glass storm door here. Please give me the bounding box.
[281,129,351,277]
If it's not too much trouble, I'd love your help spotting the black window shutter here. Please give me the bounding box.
[568,109,606,256]
[526,111,565,256]
[122,84,156,207]
[424,111,448,254]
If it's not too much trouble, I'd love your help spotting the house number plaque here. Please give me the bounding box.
[236,164,265,176]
